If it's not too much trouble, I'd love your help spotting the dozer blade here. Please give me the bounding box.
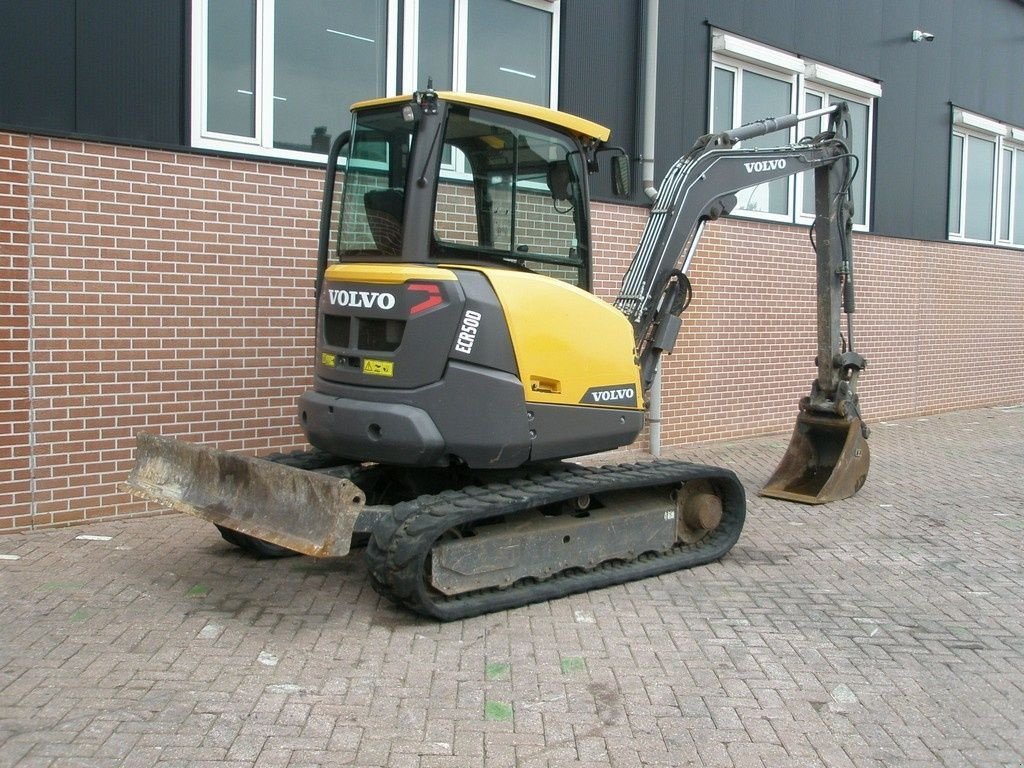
[122,432,365,557]
[760,413,870,504]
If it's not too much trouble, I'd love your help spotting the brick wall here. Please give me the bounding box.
[4,134,322,530]
[2,133,1023,532]
[0,134,32,531]
[655,218,1024,444]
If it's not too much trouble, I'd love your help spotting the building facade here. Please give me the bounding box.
[2,0,1024,531]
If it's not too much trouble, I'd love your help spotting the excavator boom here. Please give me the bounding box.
[615,102,869,503]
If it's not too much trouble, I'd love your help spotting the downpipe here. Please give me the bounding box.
[649,363,662,457]
[640,0,659,202]
[641,0,661,454]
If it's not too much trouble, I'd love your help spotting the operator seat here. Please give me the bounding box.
[364,189,405,257]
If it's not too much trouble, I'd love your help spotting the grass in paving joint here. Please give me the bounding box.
[484,700,513,721]
[561,656,586,674]
[485,662,511,681]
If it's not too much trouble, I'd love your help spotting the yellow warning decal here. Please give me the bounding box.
[363,358,394,377]
[321,352,337,367]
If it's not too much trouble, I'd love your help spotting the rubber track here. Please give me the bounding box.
[365,460,746,621]
[264,449,355,474]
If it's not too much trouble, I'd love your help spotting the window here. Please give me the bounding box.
[710,30,880,230]
[326,99,588,286]
[192,0,558,161]
[191,0,398,160]
[403,0,560,108]
[948,108,1024,248]
[712,61,795,219]
[798,90,872,228]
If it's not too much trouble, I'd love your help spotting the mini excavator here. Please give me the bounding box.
[125,90,870,620]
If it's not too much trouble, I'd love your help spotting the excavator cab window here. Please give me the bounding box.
[328,98,591,288]
[434,106,590,288]
[332,108,414,261]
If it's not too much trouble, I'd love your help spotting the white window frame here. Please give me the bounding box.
[191,0,399,162]
[402,0,560,108]
[402,0,559,185]
[710,29,881,232]
[796,83,875,230]
[709,57,799,223]
[1000,138,1024,248]
[949,108,1024,249]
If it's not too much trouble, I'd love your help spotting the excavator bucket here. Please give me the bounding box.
[122,433,366,557]
[760,413,870,504]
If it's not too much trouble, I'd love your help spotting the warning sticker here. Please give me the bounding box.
[362,358,394,377]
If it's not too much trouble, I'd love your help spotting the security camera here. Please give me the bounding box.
[911,30,935,42]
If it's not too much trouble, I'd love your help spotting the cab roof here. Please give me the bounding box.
[350,91,611,144]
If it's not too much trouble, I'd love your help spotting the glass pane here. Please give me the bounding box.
[800,92,824,216]
[736,70,792,216]
[838,97,870,227]
[1015,149,1024,245]
[467,0,551,105]
[207,0,256,137]
[417,0,454,90]
[999,148,1012,241]
[804,93,824,122]
[711,67,734,133]
[434,106,588,286]
[335,108,414,259]
[949,134,963,234]
[274,0,388,153]
[964,134,995,240]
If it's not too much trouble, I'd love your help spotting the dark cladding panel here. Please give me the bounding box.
[949,0,1024,123]
[670,0,1024,242]
[0,0,76,131]
[559,0,640,201]
[705,0,882,76]
[75,0,185,145]
[652,6,712,192]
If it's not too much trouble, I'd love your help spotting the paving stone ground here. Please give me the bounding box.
[1,406,1022,768]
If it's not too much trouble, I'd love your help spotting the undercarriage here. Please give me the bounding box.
[126,435,744,620]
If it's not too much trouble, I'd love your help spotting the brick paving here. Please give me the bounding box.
[1,406,1022,767]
